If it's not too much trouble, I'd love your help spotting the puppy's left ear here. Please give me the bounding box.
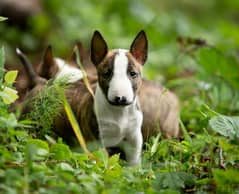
[91,30,108,67]
[39,45,56,79]
[130,30,148,65]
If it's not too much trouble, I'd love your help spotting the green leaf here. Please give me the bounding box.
[0,17,7,22]
[154,171,196,190]
[93,148,108,168]
[0,87,19,104]
[151,133,160,156]
[108,154,120,166]
[27,139,49,151]
[57,162,74,172]
[50,143,72,160]
[4,70,18,84]
[26,139,49,161]
[0,113,18,128]
[209,115,239,140]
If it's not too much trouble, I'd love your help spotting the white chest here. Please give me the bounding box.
[94,85,143,147]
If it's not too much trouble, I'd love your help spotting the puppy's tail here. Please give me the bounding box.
[16,48,46,87]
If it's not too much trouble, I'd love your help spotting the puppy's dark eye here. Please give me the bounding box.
[103,69,112,78]
[130,71,137,78]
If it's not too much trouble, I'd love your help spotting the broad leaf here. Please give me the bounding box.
[50,143,72,160]
[209,115,239,140]
[0,87,19,104]
[154,171,196,190]
[26,139,49,161]
[0,113,18,128]
[57,162,74,172]
[4,70,18,84]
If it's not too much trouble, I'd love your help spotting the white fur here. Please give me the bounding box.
[94,84,143,166]
[54,58,83,83]
[108,49,134,103]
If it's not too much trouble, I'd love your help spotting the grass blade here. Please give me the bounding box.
[179,119,192,144]
[55,85,96,160]
[74,46,95,98]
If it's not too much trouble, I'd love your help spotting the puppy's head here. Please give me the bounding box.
[91,30,148,106]
[38,45,83,83]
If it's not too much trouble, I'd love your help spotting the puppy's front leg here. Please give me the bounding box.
[124,131,143,166]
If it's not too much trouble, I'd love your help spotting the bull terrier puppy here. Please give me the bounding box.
[91,30,147,165]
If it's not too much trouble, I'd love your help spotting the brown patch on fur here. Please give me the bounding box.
[52,81,99,144]
[126,52,143,95]
[96,51,116,98]
[139,79,180,140]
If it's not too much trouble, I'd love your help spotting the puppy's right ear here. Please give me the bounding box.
[91,31,108,66]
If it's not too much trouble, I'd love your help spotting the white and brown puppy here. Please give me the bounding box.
[72,41,181,140]
[18,31,147,165]
[91,30,147,165]
[13,46,84,106]
[37,45,83,83]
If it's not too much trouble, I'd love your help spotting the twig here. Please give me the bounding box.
[219,147,226,169]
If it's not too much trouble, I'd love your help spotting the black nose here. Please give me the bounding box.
[114,96,127,105]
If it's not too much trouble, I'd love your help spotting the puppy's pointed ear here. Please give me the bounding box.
[91,30,108,66]
[40,45,56,78]
[43,45,54,65]
[130,30,148,65]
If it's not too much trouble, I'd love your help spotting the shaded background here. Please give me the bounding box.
[1,0,239,131]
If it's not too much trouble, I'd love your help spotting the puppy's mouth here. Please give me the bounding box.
[108,100,132,106]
